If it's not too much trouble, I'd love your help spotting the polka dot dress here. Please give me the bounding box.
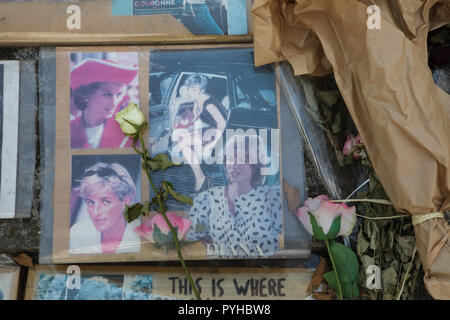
[186,185,282,257]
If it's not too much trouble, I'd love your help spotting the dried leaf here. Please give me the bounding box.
[307,257,328,291]
[282,179,301,211]
[312,292,335,300]
[300,77,319,112]
[369,221,379,250]
[315,90,340,107]
[382,266,398,295]
[357,231,370,255]
[13,253,33,267]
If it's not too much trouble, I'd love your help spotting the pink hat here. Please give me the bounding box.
[71,58,138,90]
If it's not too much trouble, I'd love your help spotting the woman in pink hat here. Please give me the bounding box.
[70,58,138,149]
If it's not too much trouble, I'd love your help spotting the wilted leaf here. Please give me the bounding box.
[307,258,328,291]
[161,181,193,206]
[369,221,379,250]
[331,111,342,134]
[149,153,180,171]
[300,77,319,112]
[357,231,370,256]
[315,90,340,107]
[312,292,335,300]
[359,255,375,273]
[13,253,33,267]
[124,203,144,222]
[381,266,398,296]
[387,229,395,249]
[282,179,301,211]
[396,236,415,263]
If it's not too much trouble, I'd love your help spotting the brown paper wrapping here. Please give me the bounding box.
[252,0,450,299]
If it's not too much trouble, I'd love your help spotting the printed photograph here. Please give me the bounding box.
[37,274,124,300]
[122,275,153,300]
[145,48,282,258]
[0,64,3,187]
[0,61,20,219]
[113,0,247,35]
[70,154,142,255]
[0,270,13,300]
[70,52,139,149]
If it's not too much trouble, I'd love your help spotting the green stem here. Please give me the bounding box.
[135,131,201,300]
[325,239,344,300]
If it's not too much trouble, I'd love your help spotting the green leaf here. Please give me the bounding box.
[149,153,180,171]
[329,240,359,284]
[325,215,341,239]
[152,224,179,251]
[324,241,360,299]
[323,271,339,293]
[123,203,144,223]
[162,181,193,206]
[308,212,327,240]
[141,201,151,216]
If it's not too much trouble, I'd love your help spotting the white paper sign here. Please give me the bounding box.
[0,61,20,219]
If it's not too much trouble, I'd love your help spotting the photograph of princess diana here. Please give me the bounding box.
[147,48,282,257]
[0,64,3,184]
[70,154,141,255]
[36,273,153,300]
[69,52,139,149]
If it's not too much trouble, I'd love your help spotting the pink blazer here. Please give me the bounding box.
[71,116,132,149]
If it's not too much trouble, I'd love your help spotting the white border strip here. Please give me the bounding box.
[0,61,20,218]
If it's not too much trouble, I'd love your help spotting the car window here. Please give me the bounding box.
[149,73,176,106]
[234,73,276,109]
[175,73,228,108]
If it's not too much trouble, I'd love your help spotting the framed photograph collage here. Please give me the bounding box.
[25,265,313,300]
[0,0,252,45]
[39,44,311,264]
[0,61,36,219]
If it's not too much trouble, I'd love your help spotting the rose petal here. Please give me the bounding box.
[295,206,313,235]
[115,103,145,135]
[337,204,356,236]
[295,195,329,235]
[315,201,343,235]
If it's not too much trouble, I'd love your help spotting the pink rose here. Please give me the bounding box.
[295,195,356,237]
[342,134,357,156]
[342,134,364,159]
[134,212,192,241]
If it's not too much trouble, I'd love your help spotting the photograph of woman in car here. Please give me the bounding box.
[173,73,228,191]
[145,47,283,258]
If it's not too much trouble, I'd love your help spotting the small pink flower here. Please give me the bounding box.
[343,134,364,160]
[134,219,153,240]
[342,134,357,156]
[134,212,192,241]
[295,195,356,237]
[153,212,192,239]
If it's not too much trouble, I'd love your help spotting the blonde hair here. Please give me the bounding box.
[78,162,137,202]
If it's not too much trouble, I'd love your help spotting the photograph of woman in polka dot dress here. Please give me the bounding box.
[145,47,287,258]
